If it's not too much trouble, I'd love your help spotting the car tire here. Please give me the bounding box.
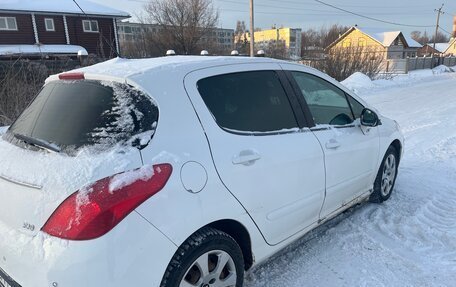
[370,146,399,203]
[160,227,244,287]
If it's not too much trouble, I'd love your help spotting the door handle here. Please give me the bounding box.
[325,139,341,149]
[232,150,261,165]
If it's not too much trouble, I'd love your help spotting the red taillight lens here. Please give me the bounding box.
[58,72,85,80]
[42,164,172,240]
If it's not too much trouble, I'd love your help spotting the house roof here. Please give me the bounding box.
[0,0,130,18]
[403,36,423,48]
[427,43,451,53]
[326,26,423,50]
[356,28,402,47]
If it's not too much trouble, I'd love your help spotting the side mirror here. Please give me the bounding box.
[361,108,379,127]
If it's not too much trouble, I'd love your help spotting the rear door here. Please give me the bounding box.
[283,67,380,219]
[184,64,326,245]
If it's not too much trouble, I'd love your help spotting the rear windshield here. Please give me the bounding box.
[4,80,158,154]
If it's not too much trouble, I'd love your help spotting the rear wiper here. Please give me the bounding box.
[13,133,61,153]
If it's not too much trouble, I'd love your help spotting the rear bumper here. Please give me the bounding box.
[0,212,177,287]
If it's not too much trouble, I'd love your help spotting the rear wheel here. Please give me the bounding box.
[370,146,398,203]
[160,227,244,287]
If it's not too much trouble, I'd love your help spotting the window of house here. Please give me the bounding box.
[0,17,18,31]
[342,39,352,48]
[197,71,298,133]
[82,20,99,33]
[393,38,403,46]
[45,18,55,31]
[358,38,366,47]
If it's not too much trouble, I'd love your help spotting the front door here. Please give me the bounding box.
[287,70,380,219]
[184,64,326,245]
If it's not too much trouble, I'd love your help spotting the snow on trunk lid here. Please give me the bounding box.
[0,138,143,238]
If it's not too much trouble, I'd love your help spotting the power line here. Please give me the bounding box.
[72,0,87,15]
[438,26,452,36]
[217,0,433,16]
[260,0,434,9]
[72,0,119,57]
[313,0,434,28]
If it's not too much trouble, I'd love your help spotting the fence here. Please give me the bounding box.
[383,56,456,74]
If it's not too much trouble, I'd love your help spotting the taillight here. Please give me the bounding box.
[42,164,172,240]
[58,72,85,80]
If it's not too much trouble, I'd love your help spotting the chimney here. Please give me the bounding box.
[453,16,456,38]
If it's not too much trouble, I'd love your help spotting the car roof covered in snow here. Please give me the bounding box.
[63,56,287,81]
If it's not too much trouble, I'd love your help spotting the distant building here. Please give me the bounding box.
[0,0,129,58]
[326,26,422,59]
[239,27,302,59]
[418,40,456,56]
[117,22,234,55]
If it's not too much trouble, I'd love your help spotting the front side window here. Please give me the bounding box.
[197,71,298,133]
[83,20,99,33]
[358,38,366,47]
[291,72,354,126]
[45,18,55,31]
[0,17,18,30]
[5,81,158,154]
[347,95,364,119]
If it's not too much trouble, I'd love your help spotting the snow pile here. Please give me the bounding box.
[340,72,375,93]
[342,66,455,94]
[432,65,454,74]
[0,126,8,134]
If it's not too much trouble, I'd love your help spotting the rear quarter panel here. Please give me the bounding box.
[126,71,267,260]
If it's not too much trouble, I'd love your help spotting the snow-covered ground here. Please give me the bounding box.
[245,68,456,287]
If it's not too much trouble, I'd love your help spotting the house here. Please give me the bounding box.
[237,27,302,59]
[419,39,456,56]
[0,0,129,58]
[326,26,422,59]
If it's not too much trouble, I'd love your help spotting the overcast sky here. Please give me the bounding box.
[91,0,456,36]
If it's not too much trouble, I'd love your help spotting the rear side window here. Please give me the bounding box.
[6,80,158,153]
[197,71,298,133]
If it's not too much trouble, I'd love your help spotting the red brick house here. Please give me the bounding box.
[0,0,129,58]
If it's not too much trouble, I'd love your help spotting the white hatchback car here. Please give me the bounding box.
[0,56,403,287]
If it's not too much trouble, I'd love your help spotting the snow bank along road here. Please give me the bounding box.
[245,70,456,287]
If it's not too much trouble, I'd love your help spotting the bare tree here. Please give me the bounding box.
[411,30,448,45]
[430,31,449,44]
[234,20,249,55]
[301,24,349,58]
[0,60,47,125]
[309,46,385,81]
[144,0,219,55]
[262,40,288,60]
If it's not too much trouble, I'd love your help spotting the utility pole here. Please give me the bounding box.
[433,4,445,50]
[250,0,255,57]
